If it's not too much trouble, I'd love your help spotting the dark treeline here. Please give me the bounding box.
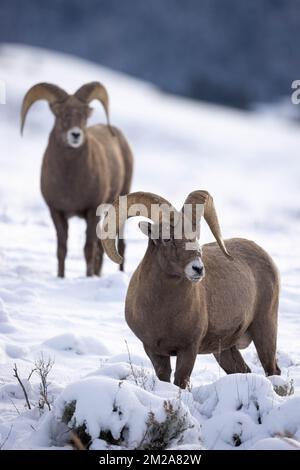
[1,0,299,108]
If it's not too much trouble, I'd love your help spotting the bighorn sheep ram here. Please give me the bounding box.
[100,191,281,388]
[21,82,133,277]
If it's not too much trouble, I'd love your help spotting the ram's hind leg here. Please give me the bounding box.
[249,262,281,376]
[94,242,104,276]
[214,347,251,374]
[118,140,133,273]
[117,222,126,272]
[250,328,281,376]
[250,298,281,376]
[117,237,125,272]
[84,209,98,277]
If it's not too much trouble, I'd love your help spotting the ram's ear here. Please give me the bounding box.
[138,221,159,244]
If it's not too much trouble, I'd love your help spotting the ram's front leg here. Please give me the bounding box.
[143,345,172,383]
[50,208,68,278]
[84,209,98,277]
[174,345,198,389]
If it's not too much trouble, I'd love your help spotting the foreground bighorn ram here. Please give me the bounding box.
[21,82,133,277]
[101,191,281,388]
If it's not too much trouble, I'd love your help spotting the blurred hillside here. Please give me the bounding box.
[0,0,299,108]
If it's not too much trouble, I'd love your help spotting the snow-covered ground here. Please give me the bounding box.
[0,44,300,450]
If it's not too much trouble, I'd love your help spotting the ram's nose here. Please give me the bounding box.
[192,264,204,276]
[67,127,84,148]
[71,131,80,139]
[185,258,205,283]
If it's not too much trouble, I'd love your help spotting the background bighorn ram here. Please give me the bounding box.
[21,82,133,277]
[101,191,281,388]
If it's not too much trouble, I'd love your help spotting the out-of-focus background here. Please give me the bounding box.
[1,0,300,111]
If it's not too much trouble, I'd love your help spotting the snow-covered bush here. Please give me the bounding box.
[192,373,300,449]
[50,376,201,450]
[268,375,294,397]
[138,399,196,450]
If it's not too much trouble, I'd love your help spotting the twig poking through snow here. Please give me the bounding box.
[9,398,20,415]
[13,364,31,410]
[125,340,139,387]
[0,425,13,450]
[27,368,37,382]
[34,354,54,411]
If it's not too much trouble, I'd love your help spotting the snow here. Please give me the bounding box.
[43,334,109,356]
[0,43,300,450]
[251,437,300,451]
[192,373,300,449]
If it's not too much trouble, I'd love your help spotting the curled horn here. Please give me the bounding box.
[74,81,113,134]
[183,190,232,259]
[21,83,68,135]
[100,192,178,264]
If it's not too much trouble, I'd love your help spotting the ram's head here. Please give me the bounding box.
[100,191,232,283]
[21,82,112,148]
